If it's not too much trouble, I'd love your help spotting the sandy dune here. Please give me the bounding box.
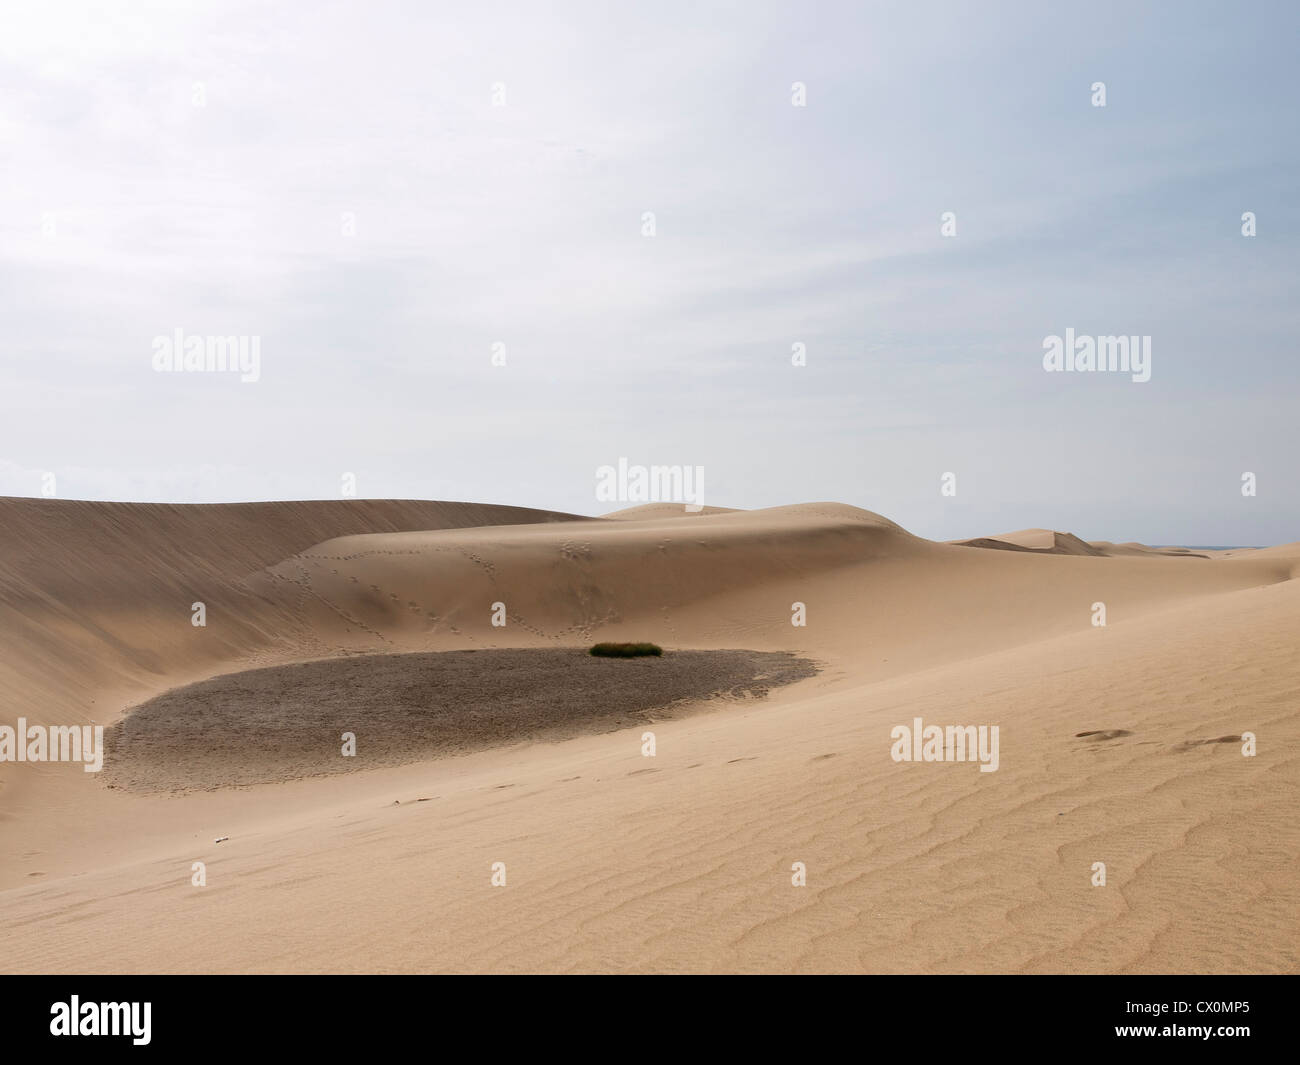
[953,526,1231,560]
[955,526,1107,556]
[1,497,1296,973]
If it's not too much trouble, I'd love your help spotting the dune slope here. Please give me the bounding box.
[0,498,1296,973]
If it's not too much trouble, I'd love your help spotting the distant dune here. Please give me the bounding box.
[955,527,1228,560]
[602,502,742,519]
[2,497,1297,974]
[955,527,1107,556]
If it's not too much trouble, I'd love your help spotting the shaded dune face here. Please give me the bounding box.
[0,498,588,730]
[104,648,818,792]
[0,497,586,601]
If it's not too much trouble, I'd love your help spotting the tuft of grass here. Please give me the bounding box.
[589,642,663,658]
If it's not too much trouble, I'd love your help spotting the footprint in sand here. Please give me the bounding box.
[1172,735,1242,752]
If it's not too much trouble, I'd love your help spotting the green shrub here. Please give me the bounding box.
[589,642,663,658]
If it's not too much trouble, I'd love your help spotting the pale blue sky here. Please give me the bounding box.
[1,0,1295,544]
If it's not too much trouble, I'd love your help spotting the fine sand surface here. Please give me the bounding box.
[0,497,1297,973]
[104,648,816,791]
